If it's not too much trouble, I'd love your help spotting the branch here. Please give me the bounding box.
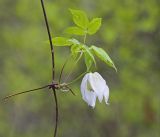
[3,85,49,101]
[40,0,58,137]
[40,0,54,79]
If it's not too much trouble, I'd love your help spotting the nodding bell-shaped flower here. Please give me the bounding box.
[80,72,109,108]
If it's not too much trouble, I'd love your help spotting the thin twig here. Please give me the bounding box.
[67,72,86,85]
[40,0,58,137]
[58,55,71,84]
[53,88,58,136]
[65,85,76,96]
[40,0,54,79]
[3,85,49,101]
[65,52,83,82]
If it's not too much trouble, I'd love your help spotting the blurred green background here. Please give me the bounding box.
[0,0,159,137]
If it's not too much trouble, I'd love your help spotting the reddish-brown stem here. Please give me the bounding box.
[40,0,58,137]
[3,85,49,101]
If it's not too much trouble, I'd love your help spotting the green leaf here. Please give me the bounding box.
[88,18,102,35]
[82,45,96,70]
[69,9,89,29]
[65,27,86,35]
[68,38,80,45]
[52,37,71,46]
[91,45,117,71]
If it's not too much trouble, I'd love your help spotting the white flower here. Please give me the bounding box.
[80,72,109,108]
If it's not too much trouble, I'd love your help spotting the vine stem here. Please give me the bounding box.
[3,85,49,101]
[64,51,83,82]
[83,33,87,44]
[67,72,86,85]
[40,0,58,137]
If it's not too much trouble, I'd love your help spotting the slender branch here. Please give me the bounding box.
[64,52,83,82]
[65,85,76,96]
[58,55,71,84]
[3,85,49,101]
[67,71,86,85]
[40,1,58,137]
[40,0,54,79]
[53,88,58,136]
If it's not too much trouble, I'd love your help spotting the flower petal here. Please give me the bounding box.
[83,91,97,108]
[81,73,97,108]
[80,72,110,108]
[103,85,109,105]
[89,72,106,102]
[80,73,89,99]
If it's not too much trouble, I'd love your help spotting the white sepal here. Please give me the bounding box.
[80,72,110,108]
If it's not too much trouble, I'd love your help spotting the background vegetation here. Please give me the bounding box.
[0,0,159,137]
